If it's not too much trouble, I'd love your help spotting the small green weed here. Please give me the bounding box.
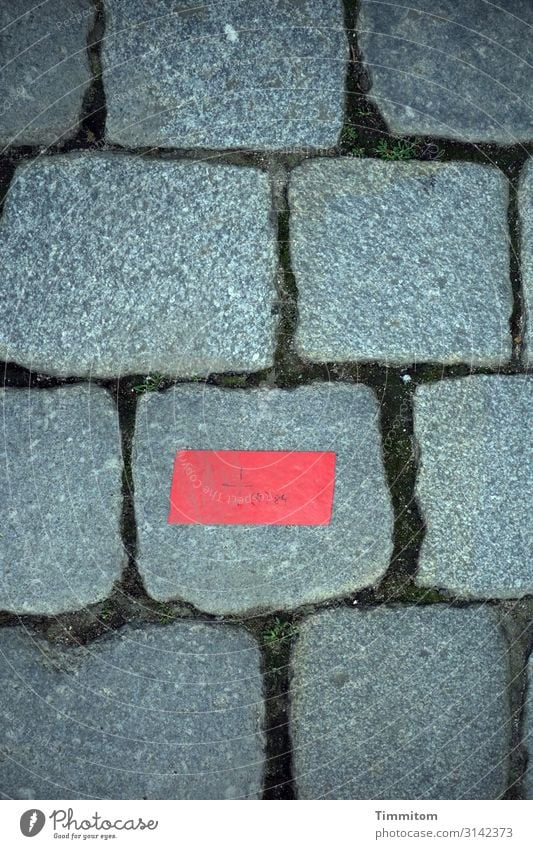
[374,139,417,161]
[341,126,367,158]
[342,125,359,145]
[132,373,166,394]
[219,374,248,388]
[151,601,177,621]
[341,125,361,151]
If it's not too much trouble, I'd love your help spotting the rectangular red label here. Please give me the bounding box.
[168,450,336,525]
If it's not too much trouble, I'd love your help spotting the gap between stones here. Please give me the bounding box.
[78,0,107,146]
[508,167,527,365]
[495,601,533,798]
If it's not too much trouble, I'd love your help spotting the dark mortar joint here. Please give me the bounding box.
[13,361,530,394]
[341,0,389,153]
[251,614,297,800]
[0,592,217,649]
[74,0,107,147]
[271,170,300,383]
[1,135,530,170]
[408,362,528,383]
[0,156,18,217]
[373,373,425,591]
[1,361,91,389]
[107,376,165,610]
[94,144,273,170]
[506,163,527,368]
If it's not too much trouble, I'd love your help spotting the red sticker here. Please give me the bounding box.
[168,449,336,526]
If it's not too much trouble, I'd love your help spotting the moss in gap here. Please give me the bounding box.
[340,124,365,156]
[214,374,248,388]
[148,600,181,622]
[32,604,127,646]
[376,575,449,605]
[207,369,272,389]
[412,364,449,382]
[99,599,116,622]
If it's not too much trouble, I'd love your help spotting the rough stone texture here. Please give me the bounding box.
[415,376,533,598]
[524,654,533,800]
[133,383,393,615]
[0,386,125,614]
[102,0,347,149]
[519,161,533,365]
[291,606,510,799]
[291,159,512,366]
[359,0,533,144]
[0,622,264,799]
[0,1,94,146]
[0,154,277,377]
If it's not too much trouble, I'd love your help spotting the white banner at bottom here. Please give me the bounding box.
[1,799,532,849]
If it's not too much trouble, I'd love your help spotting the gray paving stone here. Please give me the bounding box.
[291,606,510,799]
[0,386,125,614]
[0,1,94,147]
[102,0,346,149]
[133,383,393,615]
[519,161,533,365]
[415,376,533,598]
[0,154,277,377]
[291,159,512,366]
[0,621,264,799]
[358,0,533,144]
[524,654,533,799]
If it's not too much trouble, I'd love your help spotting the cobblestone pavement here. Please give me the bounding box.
[0,0,532,801]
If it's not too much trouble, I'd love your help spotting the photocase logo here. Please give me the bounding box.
[20,809,45,837]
